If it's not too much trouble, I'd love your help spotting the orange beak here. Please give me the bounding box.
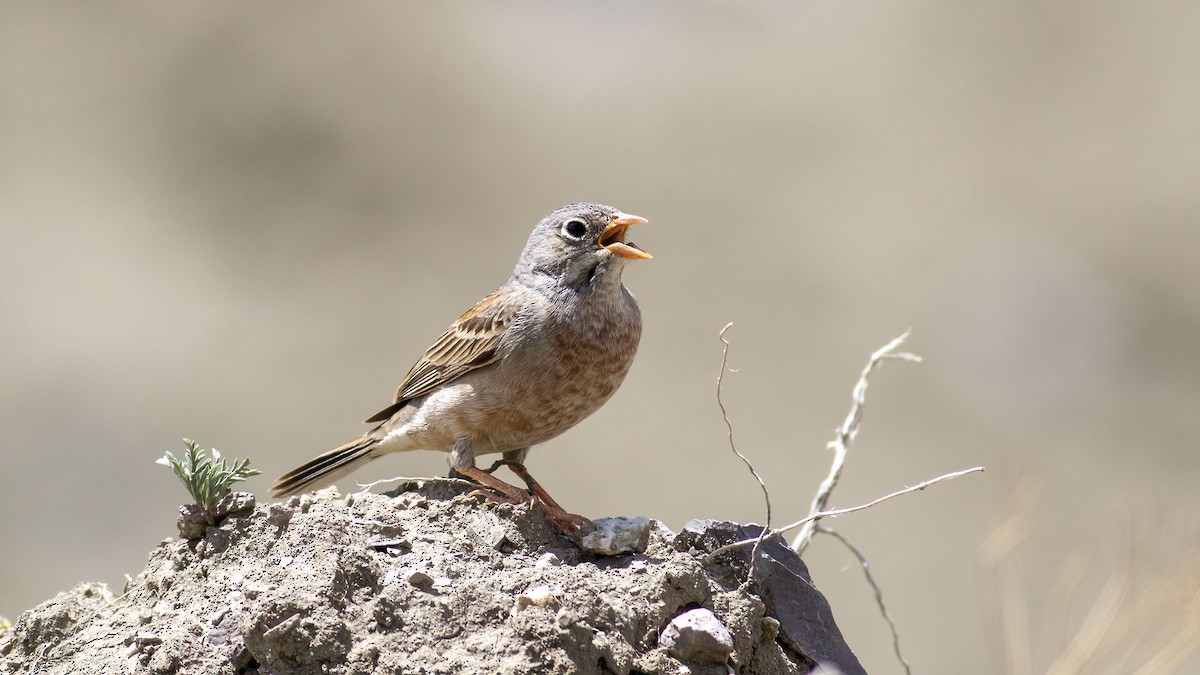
[599,212,652,260]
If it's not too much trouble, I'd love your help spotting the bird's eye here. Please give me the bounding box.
[561,218,587,239]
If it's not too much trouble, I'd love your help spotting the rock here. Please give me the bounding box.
[405,571,433,589]
[511,585,557,616]
[488,524,510,550]
[580,516,653,555]
[389,492,423,510]
[246,609,351,669]
[1,487,857,674]
[659,608,734,665]
[214,492,255,518]
[265,503,295,530]
[175,504,209,540]
[761,616,780,641]
[174,492,257,540]
[313,486,340,501]
[554,607,578,628]
[466,511,518,552]
[676,519,867,675]
[2,583,113,654]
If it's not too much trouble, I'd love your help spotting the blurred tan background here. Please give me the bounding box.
[2,2,1198,672]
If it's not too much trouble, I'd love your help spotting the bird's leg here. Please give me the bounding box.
[480,459,508,475]
[502,462,563,510]
[456,464,531,506]
[475,447,527,475]
[501,456,596,535]
[451,441,593,534]
[451,439,529,505]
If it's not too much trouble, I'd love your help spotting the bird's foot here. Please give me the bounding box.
[467,486,527,506]
[467,487,594,534]
[537,501,596,535]
[496,460,596,535]
[458,464,594,535]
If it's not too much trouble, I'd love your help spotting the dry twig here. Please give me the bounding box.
[792,331,921,554]
[708,327,984,674]
[715,323,773,583]
[818,526,913,675]
[705,466,985,559]
[354,475,477,495]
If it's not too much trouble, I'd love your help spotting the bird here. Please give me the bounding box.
[272,203,651,532]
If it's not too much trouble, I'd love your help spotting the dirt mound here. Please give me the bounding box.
[0,481,863,674]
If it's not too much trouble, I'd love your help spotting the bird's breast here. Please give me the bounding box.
[400,287,642,455]
[469,291,642,450]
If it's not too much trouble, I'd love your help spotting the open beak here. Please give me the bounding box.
[599,212,652,260]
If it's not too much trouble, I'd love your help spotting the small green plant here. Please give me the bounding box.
[0,615,11,631]
[158,439,260,523]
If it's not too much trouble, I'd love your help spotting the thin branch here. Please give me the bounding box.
[706,466,985,559]
[716,323,772,582]
[818,526,912,675]
[793,330,922,554]
[354,475,477,495]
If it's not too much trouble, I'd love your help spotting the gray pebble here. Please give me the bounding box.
[659,608,734,665]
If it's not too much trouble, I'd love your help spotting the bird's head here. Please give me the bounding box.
[514,203,651,291]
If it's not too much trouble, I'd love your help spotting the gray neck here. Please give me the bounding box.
[513,255,626,304]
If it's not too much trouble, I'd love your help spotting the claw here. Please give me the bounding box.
[458,463,593,535]
[468,487,526,506]
[537,499,596,535]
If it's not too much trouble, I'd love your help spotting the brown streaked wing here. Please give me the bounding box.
[363,290,517,424]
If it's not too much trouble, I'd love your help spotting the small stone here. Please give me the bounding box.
[629,560,648,574]
[278,556,293,568]
[368,538,411,555]
[534,552,562,569]
[406,571,434,588]
[433,577,452,588]
[580,517,654,556]
[122,632,161,646]
[511,585,557,616]
[204,529,230,553]
[554,607,577,628]
[214,492,255,519]
[314,486,340,501]
[659,608,734,666]
[489,524,511,550]
[761,616,780,641]
[175,504,209,540]
[390,493,425,510]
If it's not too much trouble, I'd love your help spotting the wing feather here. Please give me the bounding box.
[363,289,518,424]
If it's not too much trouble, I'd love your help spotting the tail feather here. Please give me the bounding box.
[272,437,379,498]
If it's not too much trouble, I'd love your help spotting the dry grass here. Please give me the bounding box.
[980,477,1200,675]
